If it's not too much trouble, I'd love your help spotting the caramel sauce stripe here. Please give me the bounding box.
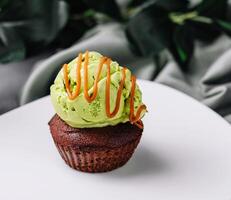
[63,51,146,128]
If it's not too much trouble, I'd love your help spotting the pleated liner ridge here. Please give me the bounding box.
[53,136,141,173]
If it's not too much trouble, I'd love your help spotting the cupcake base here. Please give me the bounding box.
[49,115,143,173]
[54,138,140,172]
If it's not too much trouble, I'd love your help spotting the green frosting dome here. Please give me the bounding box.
[50,51,146,128]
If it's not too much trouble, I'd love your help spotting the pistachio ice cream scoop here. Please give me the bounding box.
[50,51,146,128]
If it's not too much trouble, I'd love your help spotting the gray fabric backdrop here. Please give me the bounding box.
[1,22,231,124]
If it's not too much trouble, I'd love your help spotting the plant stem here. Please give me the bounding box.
[169,11,212,25]
[189,16,212,24]
[169,11,198,25]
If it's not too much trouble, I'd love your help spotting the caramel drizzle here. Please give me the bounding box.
[63,51,146,128]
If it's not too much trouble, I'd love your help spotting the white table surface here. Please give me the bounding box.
[1,80,231,200]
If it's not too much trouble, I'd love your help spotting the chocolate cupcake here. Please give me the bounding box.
[49,51,147,172]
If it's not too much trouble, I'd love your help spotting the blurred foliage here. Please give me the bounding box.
[126,0,231,71]
[0,0,121,62]
[0,0,67,62]
[0,0,231,72]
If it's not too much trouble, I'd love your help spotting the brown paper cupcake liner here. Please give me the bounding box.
[53,136,141,173]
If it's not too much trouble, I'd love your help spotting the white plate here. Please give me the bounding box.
[1,80,231,200]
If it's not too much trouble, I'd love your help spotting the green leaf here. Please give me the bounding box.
[126,4,173,56]
[0,0,10,9]
[187,19,220,42]
[53,12,96,48]
[168,25,194,69]
[156,0,189,12]
[214,19,231,36]
[53,0,96,48]
[82,0,122,20]
[1,0,68,43]
[194,0,227,19]
[128,0,189,12]
[0,0,69,62]
[151,50,169,80]
[128,0,149,8]
[0,25,25,63]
